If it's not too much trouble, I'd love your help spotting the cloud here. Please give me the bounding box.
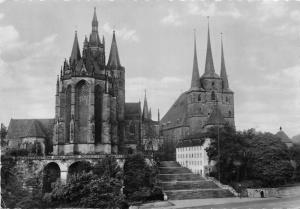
[102,22,140,42]
[258,1,288,22]
[161,9,182,26]
[0,0,6,4]
[0,24,60,124]
[187,2,241,18]
[0,13,4,20]
[235,65,300,136]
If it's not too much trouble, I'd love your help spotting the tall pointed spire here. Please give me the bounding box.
[158,108,160,122]
[92,7,98,32]
[70,31,81,63]
[220,33,229,90]
[203,17,217,78]
[90,7,100,45]
[190,29,200,90]
[107,31,121,67]
[142,90,149,120]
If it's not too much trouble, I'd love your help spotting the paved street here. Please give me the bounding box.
[182,196,300,209]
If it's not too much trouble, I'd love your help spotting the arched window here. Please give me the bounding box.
[95,85,103,143]
[65,85,72,143]
[229,111,232,117]
[211,91,216,101]
[75,80,89,143]
[198,94,201,101]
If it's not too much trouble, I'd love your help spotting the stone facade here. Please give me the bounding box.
[160,26,235,158]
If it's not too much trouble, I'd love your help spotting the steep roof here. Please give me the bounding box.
[70,31,81,63]
[190,31,201,90]
[202,20,219,79]
[206,106,226,126]
[125,102,141,115]
[161,92,188,128]
[23,120,47,138]
[7,119,55,140]
[176,137,206,148]
[107,31,121,67]
[276,128,293,144]
[220,35,230,91]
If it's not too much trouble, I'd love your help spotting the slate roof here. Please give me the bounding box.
[7,119,55,140]
[276,130,293,144]
[125,102,141,119]
[206,105,226,126]
[160,92,188,128]
[177,138,206,148]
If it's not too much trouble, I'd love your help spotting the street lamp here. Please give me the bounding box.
[233,159,242,182]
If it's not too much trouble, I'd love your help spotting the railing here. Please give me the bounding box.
[12,154,126,161]
[206,176,238,197]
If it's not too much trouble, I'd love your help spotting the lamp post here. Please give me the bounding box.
[217,125,221,182]
[233,159,242,182]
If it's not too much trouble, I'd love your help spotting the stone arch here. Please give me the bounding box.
[95,84,103,143]
[43,162,61,193]
[67,161,92,180]
[75,80,89,143]
[65,85,72,143]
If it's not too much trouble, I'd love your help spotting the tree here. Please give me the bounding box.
[1,123,7,146]
[123,153,162,202]
[206,126,294,187]
[47,156,126,208]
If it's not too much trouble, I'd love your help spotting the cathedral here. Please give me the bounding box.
[160,23,235,152]
[6,8,158,155]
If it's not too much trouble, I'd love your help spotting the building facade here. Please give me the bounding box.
[160,24,235,159]
[176,137,211,176]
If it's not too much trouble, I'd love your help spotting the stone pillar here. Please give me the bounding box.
[110,97,118,154]
[88,81,95,144]
[60,170,68,184]
[102,93,111,153]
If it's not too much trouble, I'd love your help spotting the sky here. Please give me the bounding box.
[0,0,299,137]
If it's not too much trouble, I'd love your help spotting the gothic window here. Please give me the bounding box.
[198,94,201,101]
[65,85,72,143]
[211,91,216,101]
[229,111,232,117]
[129,122,135,134]
[95,85,103,143]
[75,80,89,143]
[212,82,215,87]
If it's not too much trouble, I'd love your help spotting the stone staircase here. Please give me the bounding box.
[159,161,234,200]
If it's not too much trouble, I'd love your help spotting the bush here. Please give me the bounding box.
[5,148,29,156]
[123,153,163,202]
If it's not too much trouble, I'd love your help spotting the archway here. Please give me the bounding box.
[67,161,92,180]
[43,162,61,193]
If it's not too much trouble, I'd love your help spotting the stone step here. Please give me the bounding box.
[165,188,234,200]
[159,167,191,174]
[159,173,204,181]
[160,180,219,190]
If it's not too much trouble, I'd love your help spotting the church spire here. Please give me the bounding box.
[90,7,100,45]
[190,29,200,90]
[92,7,98,32]
[203,17,216,77]
[107,30,121,67]
[220,33,229,90]
[70,31,81,63]
[142,90,149,120]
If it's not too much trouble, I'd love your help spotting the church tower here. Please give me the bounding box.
[53,8,125,155]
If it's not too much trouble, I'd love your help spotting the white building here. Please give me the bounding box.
[176,136,211,176]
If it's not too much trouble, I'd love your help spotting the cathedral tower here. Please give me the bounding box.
[53,8,125,155]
